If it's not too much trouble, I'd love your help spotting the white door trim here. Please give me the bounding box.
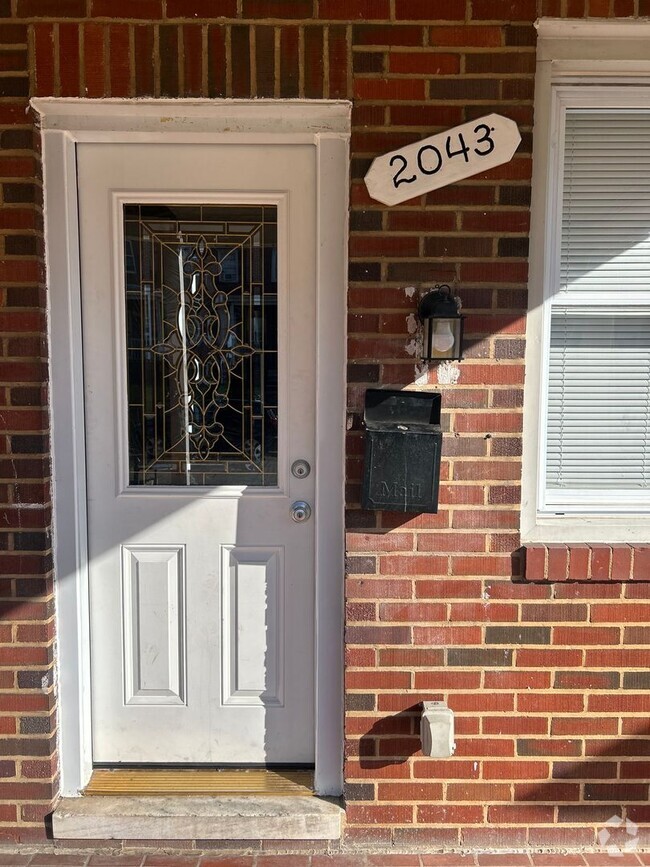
[33,98,349,798]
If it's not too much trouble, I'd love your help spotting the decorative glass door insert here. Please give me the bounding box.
[124,204,278,487]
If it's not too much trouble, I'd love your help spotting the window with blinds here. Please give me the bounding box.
[544,109,650,507]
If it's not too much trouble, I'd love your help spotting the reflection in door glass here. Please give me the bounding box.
[124,204,278,486]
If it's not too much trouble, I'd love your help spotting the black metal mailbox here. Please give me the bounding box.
[361,389,442,513]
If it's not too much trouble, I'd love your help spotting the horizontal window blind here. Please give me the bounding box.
[561,110,650,293]
[546,313,650,491]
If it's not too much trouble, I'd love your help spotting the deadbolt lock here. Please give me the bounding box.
[291,459,311,479]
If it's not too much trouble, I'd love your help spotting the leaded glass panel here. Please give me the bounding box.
[124,204,278,486]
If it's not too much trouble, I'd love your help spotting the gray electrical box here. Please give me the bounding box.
[361,389,442,513]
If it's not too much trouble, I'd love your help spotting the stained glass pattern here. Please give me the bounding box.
[124,204,278,486]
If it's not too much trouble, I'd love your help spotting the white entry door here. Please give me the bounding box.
[77,142,316,765]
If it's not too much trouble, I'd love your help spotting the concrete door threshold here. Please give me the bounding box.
[53,795,343,841]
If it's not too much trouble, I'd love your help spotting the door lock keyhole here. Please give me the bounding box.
[291,459,311,479]
[291,501,312,523]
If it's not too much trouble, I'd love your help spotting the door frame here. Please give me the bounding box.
[33,98,349,797]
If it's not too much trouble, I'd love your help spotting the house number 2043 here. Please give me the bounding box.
[364,113,521,207]
[390,123,496,189]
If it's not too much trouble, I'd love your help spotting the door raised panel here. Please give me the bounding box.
[221,546,284,707]
[122,544,186,706]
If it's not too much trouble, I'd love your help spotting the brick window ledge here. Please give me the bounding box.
[524,543,650,582]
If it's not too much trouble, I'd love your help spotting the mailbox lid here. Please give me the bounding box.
[364,388,441,431]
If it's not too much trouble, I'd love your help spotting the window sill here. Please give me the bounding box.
[524,543,650,582]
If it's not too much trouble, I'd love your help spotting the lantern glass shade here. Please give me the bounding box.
[418,287,464,361]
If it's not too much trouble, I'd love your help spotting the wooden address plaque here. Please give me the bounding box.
[364,113,521,206]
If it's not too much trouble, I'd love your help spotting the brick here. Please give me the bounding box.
[554,670,618,690]
[328,24,348,98]
[592,602,650,622]
[450,692,514,712]
[230,25,252,97]
[589,693,650,713]
[255,24,275,97]
[448,647,512,667]
[109,24,130,97]
[92,0,162,15]
[483,760,548,779]
[623,671,650,689]
[243,0,312,16]
[0,781,53,799]
[413,671,481,690]
[346,625,410,644]
[447,782,511,801]
[159,25,179,96]
[417,805,483,824]
[430,24,501,46]
[417,532,485,552]
[471,0,537,18]
[530,828,596,848]
[83,24,105,98]
[517,648,583,667]
[33,24,55,96]
[377,782,443,800]
[181,25,202,97]
[465,51,535,75]
[379,602,445,622]
[320,0,390,18]
[517,693,584,713]
[393,831,462,851]
[544,543,569,581]
[343,799,415,827]
[379,554,448,576]
[347,577,410,597]
[553,761,617,779]
[377,648,444,667]
[633,544,650,579]
[354,78,425,101]
[514,781,580,801]
[586,738,650,757]
[588,544,611,581]
[0,50,25,74]
[517,738,582,757]
[389,51,460,75]
[556,582,622,599]
[522,603,587,622]
[395,0,465,17]
[557,805,617,823]
[133,25,155,95]
[345,671,410,690]
[487,804,554,824]
[586,648,650,666]
[167,0,236,14]
[554,626,619,645]
[585,782,648,801]
[299,25,322,97]
[486,626,550,645]
[454,461,520,482]
[483,716,548,735]
[354,24,423,46]
[18,0,85,13]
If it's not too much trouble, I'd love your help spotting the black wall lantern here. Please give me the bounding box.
[418,284,464,362]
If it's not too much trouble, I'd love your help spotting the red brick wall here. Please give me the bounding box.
[0,0,649,850]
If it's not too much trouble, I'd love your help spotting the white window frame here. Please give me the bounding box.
[522,19,650,543]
